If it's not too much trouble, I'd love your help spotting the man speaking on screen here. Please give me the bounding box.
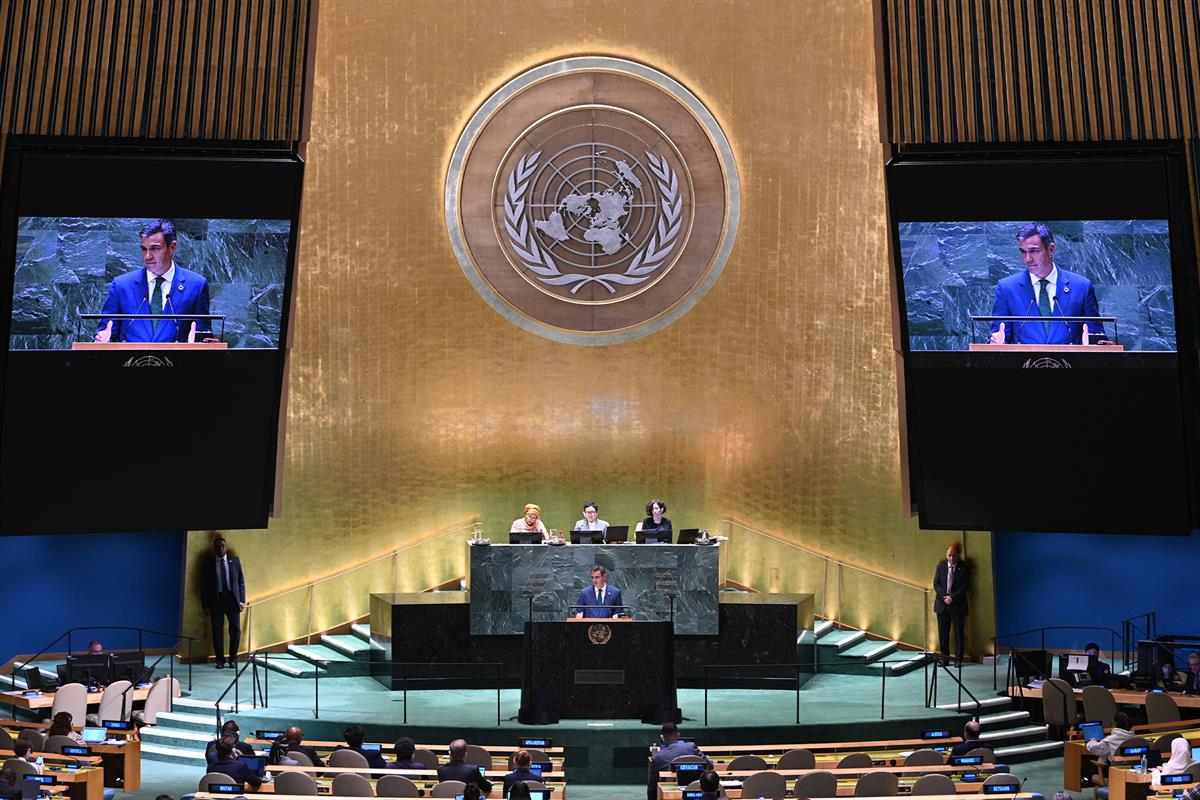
[94,219,212,343]
[989,222,1104,345]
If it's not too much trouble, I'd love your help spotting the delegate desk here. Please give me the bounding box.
[245,737,565,772]
[262,765,568,797]
[694,738,965,770]
[0,758,106,800]
[3,720,141,791]
[2,686,151,711]
[1009,685,1200,710]
[655,764,1002,800]
[520,620,677,724]
[1108,766,1199,800]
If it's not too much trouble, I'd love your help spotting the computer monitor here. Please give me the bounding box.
[604,525,629,543]
[1059,652,1097,683]
[109,651,147,683]
[1191,745,1200,763]
[636,530,673,544]
[571,529,604,544]
[676,528,700,544]
[528,792,549,800]
[509,531,543,544]
[1012,649,1053,680]
[238,755,267,777]
[1078,721,1105,744]
[63,654,110,685]
[361,743,382,752]
[529,761,552,778]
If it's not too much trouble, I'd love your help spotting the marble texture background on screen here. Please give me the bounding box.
[899,220,1176,351]
[10,217,291,349]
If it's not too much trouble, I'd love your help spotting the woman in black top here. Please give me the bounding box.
[641,499,671,533]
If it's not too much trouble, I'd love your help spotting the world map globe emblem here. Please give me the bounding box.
[446,57,740,344]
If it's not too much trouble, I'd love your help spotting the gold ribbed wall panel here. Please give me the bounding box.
[0,0,310,139]
[183,0,994,655]
[880,0,1200,143]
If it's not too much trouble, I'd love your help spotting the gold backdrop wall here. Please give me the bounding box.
[183,0,995,655]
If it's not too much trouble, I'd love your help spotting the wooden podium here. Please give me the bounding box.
[967,343,1123,352]
[70,342,228,350]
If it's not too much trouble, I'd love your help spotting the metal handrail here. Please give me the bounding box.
[925,657,983,713]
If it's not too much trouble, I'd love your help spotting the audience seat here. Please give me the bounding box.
[727,754,768,771]
[1152,732,1182,754]
[966,746,995,763]
[740,770,786,800]
[198,772,239,792]
[49,683,87,727]
[982,773,1021,789]
[854,771,898,796]
[429,780,465,798]
[286,750,315,767]
[44,735,78,754]
[793,770,838,798]
[412,748,439,770]
[911,774,956,795]
[2,759,40,779]
[132,676,180,726]
[276,771,320,795]
[87,679,132,726]
[16,730,45,752]
[776,748,816,770]
[903,749,943,766]
[329,748,371,774]
[837,752,873,768]
[1146,691,1181,725]
[375,775,420,797]
[331,773,375,796]
[1042,678,1075,736]
[1081,686,1117,728]
[463,744,491,768]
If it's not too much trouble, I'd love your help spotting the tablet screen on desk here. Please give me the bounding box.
[82,727,107,743]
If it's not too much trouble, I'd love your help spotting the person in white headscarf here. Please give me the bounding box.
[1154,737,1194,783]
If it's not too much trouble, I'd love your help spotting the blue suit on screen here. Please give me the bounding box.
[576,584,623,618]
[989,266,1103,345]
[98,265,211,343]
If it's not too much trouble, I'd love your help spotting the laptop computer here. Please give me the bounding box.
[636,529,673,544]
[604,525,629,543]
[238,755,268,777]
[1078,720,1104,744]
[570,529,604,544]
[81,727,107,744]
[676,528,700,544]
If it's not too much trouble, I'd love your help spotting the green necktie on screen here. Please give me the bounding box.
[1038,278,1051,334]
[150,276,165,335]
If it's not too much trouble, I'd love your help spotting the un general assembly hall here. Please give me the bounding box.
[1,2,1199,800]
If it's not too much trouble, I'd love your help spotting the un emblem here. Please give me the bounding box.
[446,57,739,345]
[587,623,612,645]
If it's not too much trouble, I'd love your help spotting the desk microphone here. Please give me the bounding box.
[1016,298,1037,344]
[120,294,148,342]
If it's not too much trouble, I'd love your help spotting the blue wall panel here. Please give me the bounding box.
[993,530,1197,653]
[3,531,185,657]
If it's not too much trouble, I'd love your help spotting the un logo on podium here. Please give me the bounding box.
[587,623,613,646]
[446,57,740,345]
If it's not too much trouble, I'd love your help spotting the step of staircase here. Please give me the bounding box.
[993,739,1064,762]
[865,650,934,677]
[140,724,215,752]
[840,640,899,663]
[979,723,1049,747]
[287,644,364,677]
[251,654,317,678]
[935,696,1013,712]
[978,710,1030,729]
[320,634,371,658]
[813,620,835,639]
[155,711,220,733]
[350,623,372,642]
[141,741,210,767]
[815,630,864,650]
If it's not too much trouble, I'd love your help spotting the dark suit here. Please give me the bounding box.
[0,786,21,800]
[437,760,492,794]
[989,266,1103,344]
[98,265,212,343]
[1182,671,1200,692]
[933,559,969,660]
[503,767,537,797]
[206,737,253,763]
[648,739,708,800]
[950,739,984,757]
[334,745,388,769]
[209,756,263,790]
[200,553,246,663]
[575,584,624,619]
[267,740,324,766]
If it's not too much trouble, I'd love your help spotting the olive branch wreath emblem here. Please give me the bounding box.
[502,150,683,295]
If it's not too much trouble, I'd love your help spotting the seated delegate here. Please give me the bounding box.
[641,499,672,535]
[573,501,608,533]
[333,724,387,769]
[510,503,549,542]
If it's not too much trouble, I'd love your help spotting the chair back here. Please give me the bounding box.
[330,748,371,772]
[911,774,956,795]
[521,780,549,791]
[982,772,1021,790]
[740,770,786,800]
[728,754,768,771]
[1042,678,1075,726]
[2,759,40,778]
[1185,762,1200,783]
[0,728,14,751]
[965,746,995,762]
[1147,691,1182,724]
[854,771,898,796]
[412,748,439,770]
[777,748,816,770]
[275,770,320,795]
[1116,736,1151,757]
[199,772,241,792]
[837,752,873,769]
[903,749,944,767]
[96,680,133,722]
[793,770,838,798]
[16,729,45,752]
[44,735,78,754]
[670,755,705,764]
[332,772,375,796]
[138,676,179,725]
[1082,685,1118,727]
[463,744,491,768]
[430,780,466,798]
[1153,732,1183,754]
[50,683,87,726]
[375,775,420,797]
[286,750,315,767]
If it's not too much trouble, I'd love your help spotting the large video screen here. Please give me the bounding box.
[887,145,1199,535]
[899,219,1175,352]
[0,140,304,535]
[12,217,291,350]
